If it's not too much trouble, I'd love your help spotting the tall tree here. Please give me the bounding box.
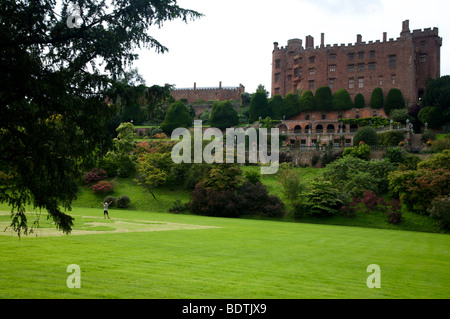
[0,0,202,236]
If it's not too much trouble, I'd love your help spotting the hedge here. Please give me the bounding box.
[378,131,405,146]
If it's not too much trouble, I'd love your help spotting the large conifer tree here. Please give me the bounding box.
[0,0,202,235]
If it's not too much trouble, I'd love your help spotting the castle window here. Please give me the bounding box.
[349,53,355,61]
[329,78,335,89]
[392,75,396,85]
[309,80,315,91]
[305,114,310,120]
[389,55,396,68]
[358,64,364,71]
[358,77,364,88]
[420,41,426,48]
[420,54,427,63]
[349,78,355,89]
[329,54,336,61]
[329,65,336,72]
[275,59,281,69]
[309,56,316,63]
[322,114,326,120]
[309,68,315,75]
[275,88,280,94]
[369,63,376,70]
[358,52,365,60]
[294,68,300,78]
[287,75,292,82]
[294,58,299,65]
[275,73,280,83]
[370,50,375,58]
[379,77,383,86]
[349,64,355,72]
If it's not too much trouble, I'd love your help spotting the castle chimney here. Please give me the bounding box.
[357,34,362,43]
[401,19,410,37]
[383,32,387,42]
[219,81,222,89]
[273,42,279,50]
[194,82,196,90]
[305,35,314,49]
[321,33,325,47]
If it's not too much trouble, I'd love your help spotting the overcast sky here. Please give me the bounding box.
[133,0,450,95]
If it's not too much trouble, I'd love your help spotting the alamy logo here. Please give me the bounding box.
[66,264,81,288]
[171,120,279,174]
[366,264,381,288]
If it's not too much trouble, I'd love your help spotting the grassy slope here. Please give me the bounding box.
[74,166,445,234]
[1,207,449,299]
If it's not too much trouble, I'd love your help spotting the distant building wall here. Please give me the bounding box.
[171,82,245,104]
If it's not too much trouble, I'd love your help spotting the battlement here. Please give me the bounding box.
[412,27,439,37]
[174,86,241,92]
[171,82,245,103]
[278,20,440,54]
[173,82,244,92]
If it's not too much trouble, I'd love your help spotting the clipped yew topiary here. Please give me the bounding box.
[332,88,353,110]
[370,87,384,109]
[280,92,300,119]
[268,94,283,120]
[354,93,366,108]
[248,91,270,123]
[315,86,333,111]
[210,100,239,129]
[160,101,192,134]
[299,90,316,111]
[384,88,405,115]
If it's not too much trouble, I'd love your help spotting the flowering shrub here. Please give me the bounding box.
[90,180,114,194]
[83,168,107,185]
[152,133,168,139]
[134,141,151,155]
[388,169,450,214]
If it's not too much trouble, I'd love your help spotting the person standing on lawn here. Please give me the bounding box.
[101,200,112,219]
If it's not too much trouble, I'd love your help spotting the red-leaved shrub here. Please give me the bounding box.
[83,168,108,185]
[90,180,114,194]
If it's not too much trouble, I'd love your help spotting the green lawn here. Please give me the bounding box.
[1,166,448,299]
[0,206,449,299]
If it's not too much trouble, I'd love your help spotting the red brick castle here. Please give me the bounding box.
[271,20,442,104]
